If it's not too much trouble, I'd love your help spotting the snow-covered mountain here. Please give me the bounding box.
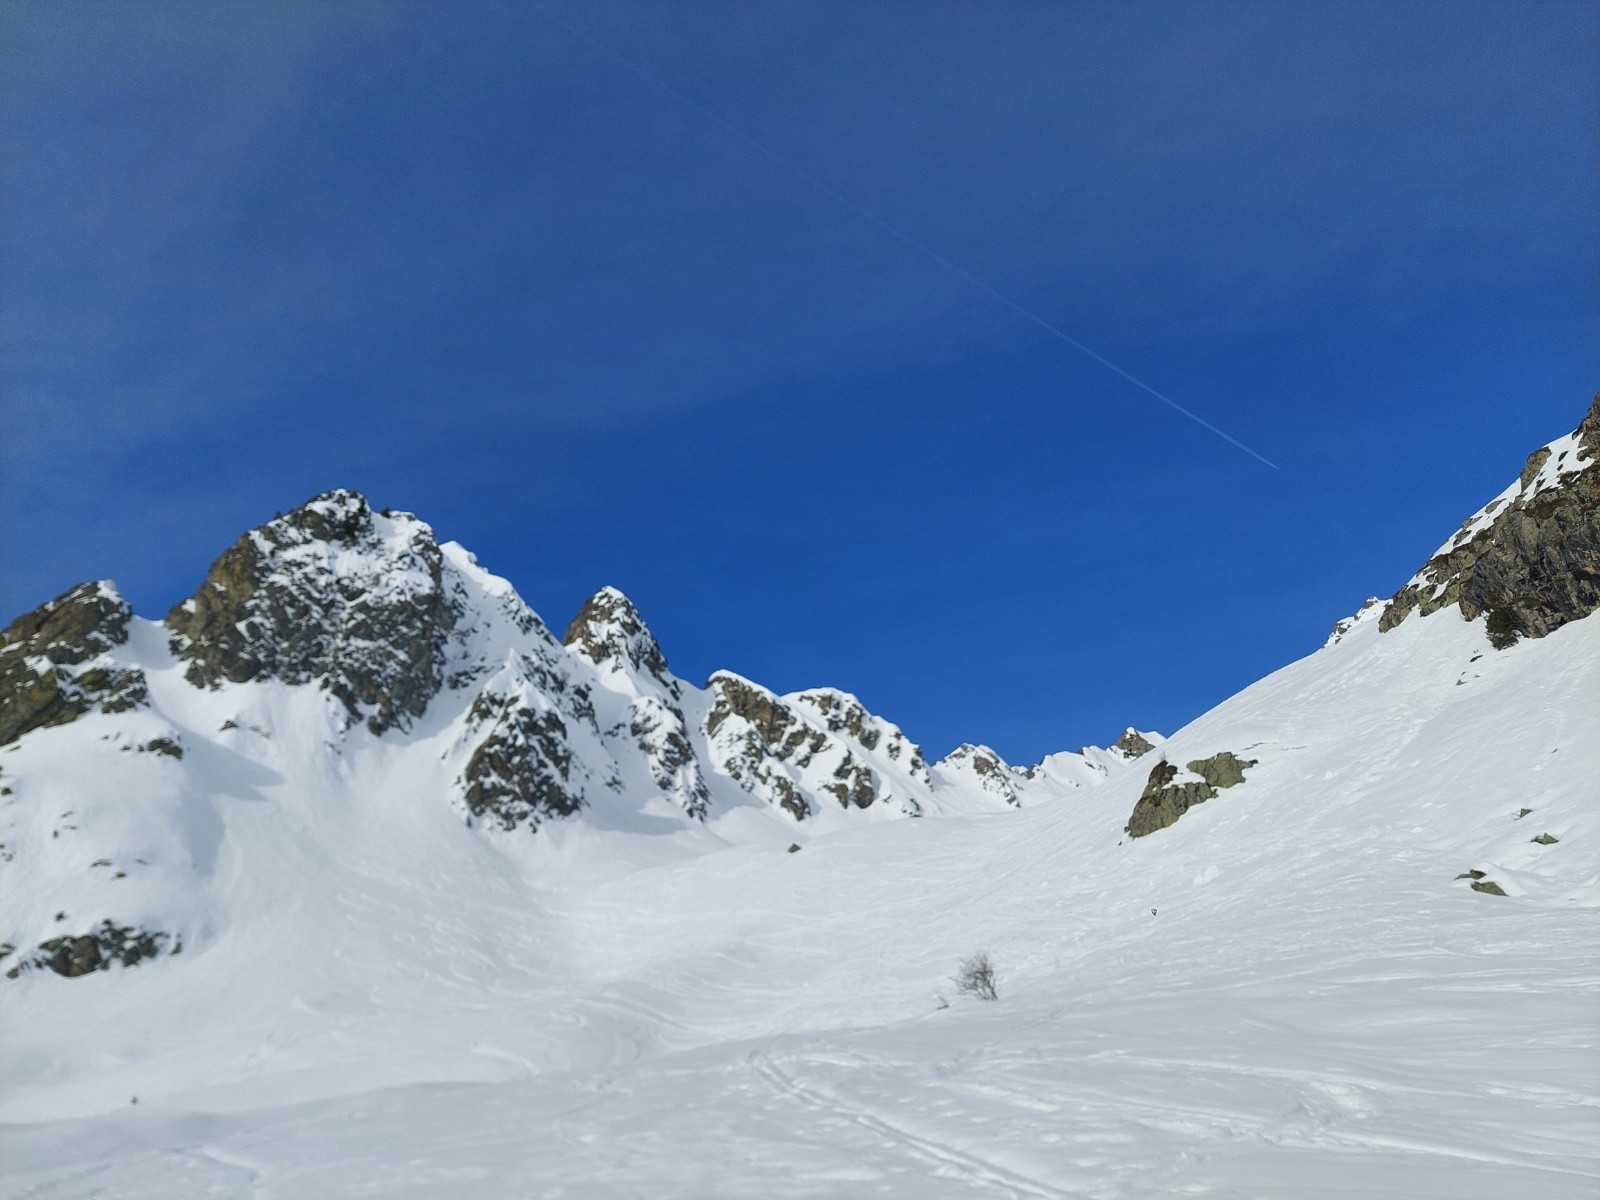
[3,397,1596,1199]
[0,490,1150,982]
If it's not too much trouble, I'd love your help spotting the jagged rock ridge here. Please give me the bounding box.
[1369,396,1600,648]
[935,744,1023,807]
[0,581,146,748]
[700,673,940,821]
[0,487,1165,983]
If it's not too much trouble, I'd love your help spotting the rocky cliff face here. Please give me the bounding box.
[564,588,711,819]
[564,587,677,695]
[452,648,600,830]
[166,490,464,734]
[1373,396,1600,649]
[0,581,147,748]
[702,673,921,820]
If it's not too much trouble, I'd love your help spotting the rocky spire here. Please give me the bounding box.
[562,587,676,694]
[792,689,930,782]
[164,490,461,734]
[560,588,713,818]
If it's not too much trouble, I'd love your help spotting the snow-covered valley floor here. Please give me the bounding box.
[4,607,1598,1198]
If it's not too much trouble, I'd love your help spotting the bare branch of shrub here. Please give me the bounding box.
[954,951,998,1001]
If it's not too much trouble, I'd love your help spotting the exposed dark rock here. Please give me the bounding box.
[1470,879,1508,896]
[1456,869,1487,880]
[458,691,584,831]
[1515,807,1534,819]
[1377,396,1600,648]
[703,673,918,818]
[1113,729,1156,760]
[795,690,879,749]
[705,674,823,760]
[796,690,930,781]
[165,490,460,734]
[1531,833,1560,845]
[1,582,148,748]
[787,843,801,853]
[821,751,878,809]
[703,674,819,820]
[139,737,184,759]
[628,696,711,819]
[938,743,1022,807]
[1325,597,1384,646]
[1125,751,1258,838]
[5,920,172,980]
[563,588,676,693]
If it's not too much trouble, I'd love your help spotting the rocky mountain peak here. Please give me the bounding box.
[1112,728,1156,760]
[1372,394,1600,649]
[934,743,1022,806]
[1,581,147,747]
[702,672,915,820]
[562,587,675,693]
[3,580,131,667]
[791,688,930,781]
[164,490,461,734]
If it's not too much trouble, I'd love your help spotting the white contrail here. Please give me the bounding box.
[532,5,1280,470]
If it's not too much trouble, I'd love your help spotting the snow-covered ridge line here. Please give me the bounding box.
[0,487,1153,983]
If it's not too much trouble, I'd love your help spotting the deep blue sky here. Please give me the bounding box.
[3,2,1596,762]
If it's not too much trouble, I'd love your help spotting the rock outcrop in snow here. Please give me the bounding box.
[456,665,591,831]
[933,744,1023,807]
[3,920,175,980]
[564,587,678,696]
[702,673,920,819]
[1111,728,1157,761]
[0,581,147,748]
[1125,750,1258,838]
[1369,395,1600,648]
[564,588,712,820]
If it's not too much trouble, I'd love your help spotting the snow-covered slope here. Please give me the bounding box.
[2,399,1597,1199]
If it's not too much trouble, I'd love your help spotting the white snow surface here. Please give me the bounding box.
[3,562,1598,1196]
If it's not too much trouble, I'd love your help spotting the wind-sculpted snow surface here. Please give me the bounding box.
[3,400,1598,1198]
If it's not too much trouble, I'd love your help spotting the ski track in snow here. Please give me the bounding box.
[748,1048,1063,1198]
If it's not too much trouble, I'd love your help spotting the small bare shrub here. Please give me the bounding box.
[954,951,998,1001]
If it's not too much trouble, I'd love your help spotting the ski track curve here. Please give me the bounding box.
[748,1048,1065,1199]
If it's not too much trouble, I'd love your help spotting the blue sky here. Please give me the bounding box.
[3,1,1595,762]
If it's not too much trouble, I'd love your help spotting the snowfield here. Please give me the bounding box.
[3,588,1596,1198]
